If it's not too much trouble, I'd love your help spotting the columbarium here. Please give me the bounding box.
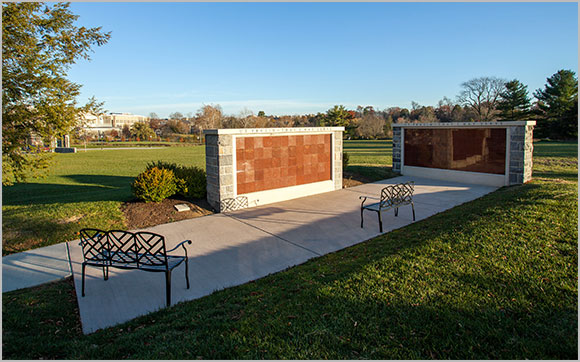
[392,121,536,187]
[204,127,344,212]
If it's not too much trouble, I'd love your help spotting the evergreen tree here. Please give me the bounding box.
[497,80,532,121]
[533,70,578,139]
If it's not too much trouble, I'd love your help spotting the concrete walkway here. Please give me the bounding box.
[2,243,71,293]
[3,176,498,334]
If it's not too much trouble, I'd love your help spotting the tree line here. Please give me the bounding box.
[146,71,577,141]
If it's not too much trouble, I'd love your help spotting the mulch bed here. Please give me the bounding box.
[121,176,367,229]
[121,197,214,229]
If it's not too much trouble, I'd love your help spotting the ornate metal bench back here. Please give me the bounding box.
[380,181,415,208]
[108,230,138,264]
[80,228,110,263]
[134,232,168,269]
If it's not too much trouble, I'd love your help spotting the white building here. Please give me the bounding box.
[81,112,150,134]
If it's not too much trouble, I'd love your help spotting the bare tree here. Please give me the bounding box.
[237,107,255,128]
[457,76,506,121]
[195,104,223,139]
[356,113,385,139]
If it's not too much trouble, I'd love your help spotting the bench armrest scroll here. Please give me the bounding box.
[359,196,368,208]
[167,239,192,254]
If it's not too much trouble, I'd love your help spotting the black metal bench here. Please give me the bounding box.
[359,181,416,232]
[79,229,192,306]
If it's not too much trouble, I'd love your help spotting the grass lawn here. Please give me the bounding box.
[2,140,577,359]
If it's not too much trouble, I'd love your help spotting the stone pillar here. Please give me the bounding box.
[333,130,343,190]
[509,124,535,185]
[205,134,234,211]
[392,127,402,172]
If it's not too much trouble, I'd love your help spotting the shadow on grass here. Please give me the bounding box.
[2,175,135,206]
[345,165,398,183]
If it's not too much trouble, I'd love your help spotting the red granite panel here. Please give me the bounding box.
[237,172,245,184]
[255,169,264,181]
[245,137,254,149]
[263,137,273,148]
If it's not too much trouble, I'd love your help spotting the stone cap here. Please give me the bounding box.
[393,121,536,128]
[204,127,345,135]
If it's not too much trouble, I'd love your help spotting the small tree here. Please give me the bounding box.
[130,122,155,141]
[497,80,532,121]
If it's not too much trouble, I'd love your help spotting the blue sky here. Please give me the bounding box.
[67,2,578,118]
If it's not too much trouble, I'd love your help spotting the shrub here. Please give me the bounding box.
[343,151,350,171]
[132,167,179,203]
[145,161,207,199]
[174,166,207,199]
[145,160,178,173]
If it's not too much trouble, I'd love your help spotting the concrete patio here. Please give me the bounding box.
[67,175,497,334]
[3,175,498,334]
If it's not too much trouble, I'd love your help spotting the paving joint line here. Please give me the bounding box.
[224,214,322,257]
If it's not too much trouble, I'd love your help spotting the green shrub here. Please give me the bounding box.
[174,166,207,199]
[343,151,350,171]
[146,161,207,199]
[132,167,179,203]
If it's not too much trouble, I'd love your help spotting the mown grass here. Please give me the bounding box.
[2,147,206,255]
[344,139,398,181]
[2,140,577,359]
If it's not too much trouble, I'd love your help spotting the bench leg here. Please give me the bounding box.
[377,211,383,233]
[82,263,86,297]
[102,265,109,281]
[360,208,364,228]
[394,207,399,217]
[185,259,190,289]
[165,270,172,306]
[411,202,416,221]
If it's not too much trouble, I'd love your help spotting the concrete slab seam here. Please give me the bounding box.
[225,214,322,257]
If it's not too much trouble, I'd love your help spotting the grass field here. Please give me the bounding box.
[2,139,577,359]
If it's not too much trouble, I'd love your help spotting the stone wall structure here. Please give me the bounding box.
[392,121,536,186]
[205,127,344,212]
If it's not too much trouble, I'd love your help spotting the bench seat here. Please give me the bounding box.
[359,181,416,232]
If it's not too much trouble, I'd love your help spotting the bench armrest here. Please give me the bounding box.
[359,195,368,208]
[167,239,192,254]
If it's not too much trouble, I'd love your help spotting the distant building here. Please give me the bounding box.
[81,112,150,134]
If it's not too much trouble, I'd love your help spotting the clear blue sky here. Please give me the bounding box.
[67,2,578,118]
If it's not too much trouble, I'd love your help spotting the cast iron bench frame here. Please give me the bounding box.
[359,181,416,232]
[79,228,191,306]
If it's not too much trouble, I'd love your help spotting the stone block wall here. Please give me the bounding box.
[392,127,402,173]
[508,124,534,185]
[205,127,344,212]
